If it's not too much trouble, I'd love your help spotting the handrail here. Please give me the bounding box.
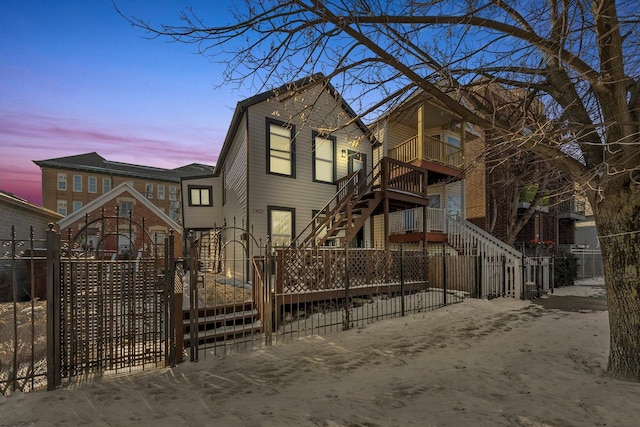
[290,157,429,249]
[448,213,523,258]
[290,168,371,248]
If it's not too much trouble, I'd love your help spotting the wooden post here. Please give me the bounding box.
[417,104,424,161]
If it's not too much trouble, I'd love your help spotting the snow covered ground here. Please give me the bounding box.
[2,277,640,427]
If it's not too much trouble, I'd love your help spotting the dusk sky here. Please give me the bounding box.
[1,1,255,205]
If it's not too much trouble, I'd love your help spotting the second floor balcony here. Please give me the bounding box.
[558,198,587,221]
[388,135,463,179]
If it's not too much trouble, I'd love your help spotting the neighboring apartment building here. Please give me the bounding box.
[370,90,486,246]
[33,152,213,223]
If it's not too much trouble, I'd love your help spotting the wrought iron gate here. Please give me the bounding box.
[47,218,176,389]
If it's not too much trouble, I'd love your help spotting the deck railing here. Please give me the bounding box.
[388,207,447,234]
[388,134,463,168]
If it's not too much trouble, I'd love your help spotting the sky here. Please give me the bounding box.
[0,0,255,205]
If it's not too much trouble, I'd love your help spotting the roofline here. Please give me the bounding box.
[213,74,373,176]
[33,161,185,183]
[58,182,183,232]
[0,191,63,220]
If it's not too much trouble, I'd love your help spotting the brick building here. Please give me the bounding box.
[34,152,213,223]
[57,182,183,258]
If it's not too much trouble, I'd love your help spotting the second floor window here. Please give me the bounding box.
[267,120,295,177]
[57,174,67,191]
[188,186,213,206]
[169,186,177,201]
[313,132,335,183]
[73,175,82,192]
[157,184,165,200]
[145,183,153,199]
[102,178,111,193]
[88,177,97,193]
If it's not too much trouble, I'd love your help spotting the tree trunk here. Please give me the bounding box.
[592,183,640,382]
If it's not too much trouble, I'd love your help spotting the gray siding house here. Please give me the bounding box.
[183,75,374,280]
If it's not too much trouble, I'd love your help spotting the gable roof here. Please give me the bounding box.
[0,190,63,221]
[213,74,373,176]
[57,182,182,232]
[34,152,214,182]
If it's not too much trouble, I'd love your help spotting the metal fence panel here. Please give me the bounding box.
[1,226,48,395]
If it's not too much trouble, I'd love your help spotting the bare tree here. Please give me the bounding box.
[121,0,640,381]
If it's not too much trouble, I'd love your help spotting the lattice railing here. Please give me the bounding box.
[275,247,428,295]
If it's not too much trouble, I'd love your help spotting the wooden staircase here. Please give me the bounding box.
[292,157,430,249]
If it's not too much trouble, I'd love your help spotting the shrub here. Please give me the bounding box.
[554,253,578,287]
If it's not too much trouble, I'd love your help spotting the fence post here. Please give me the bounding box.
[400,244,405,316]
[502,255,506,297]
[265,241,273,346]
[474,244,481,298]
[343,245,351,330]
[442,243,447,306]
[188,231,198,362]
[166,231,176,367]
[46,223,61,390]
[521,254,527,300]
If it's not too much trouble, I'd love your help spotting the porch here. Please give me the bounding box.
[388,134,463,180]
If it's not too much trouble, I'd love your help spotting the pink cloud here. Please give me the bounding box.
[0,109,223,205]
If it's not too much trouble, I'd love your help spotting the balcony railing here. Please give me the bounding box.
[559,199,586,217]
[389,207,447,235]
[388,135,463,169]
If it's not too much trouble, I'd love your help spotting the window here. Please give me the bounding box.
[447,195,462,217]
[88,177,97,193]
[145,183,153,199]
[57,200,67,216]
[313,132,335,183]
[102,178,111,193]
[157,184,165,200]
[152,231,166,257]
[169,186,177,201]
[57,174,67,191]
[169,201,180,221]
[267,119,295,177]
[446,135,461,147]
[119,201,133,217]
[72,201,82,212]
[268,206,295,247]
[73,175,82,192]
[428,194,441,209]
[188,186,213,206]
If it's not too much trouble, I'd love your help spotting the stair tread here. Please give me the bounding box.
[183,308,258,326]
[184,320,263,341]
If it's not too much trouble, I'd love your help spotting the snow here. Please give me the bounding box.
[2,277,640,426]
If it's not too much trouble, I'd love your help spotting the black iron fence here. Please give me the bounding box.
[1,222,178,395]
[0,226,48,395]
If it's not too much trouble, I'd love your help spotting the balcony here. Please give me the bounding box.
[558,199,586,221]
[389,207,447,235]
[388,135,463,172]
